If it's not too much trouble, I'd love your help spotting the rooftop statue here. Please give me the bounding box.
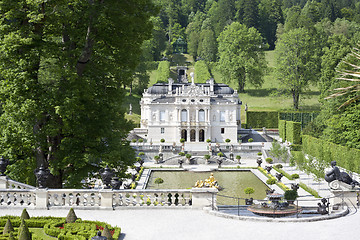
[325,161,360,190]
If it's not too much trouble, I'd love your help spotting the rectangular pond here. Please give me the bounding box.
[146,169,269,205]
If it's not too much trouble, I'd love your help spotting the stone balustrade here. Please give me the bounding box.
[0,176,35,190]
[0,187,217,210]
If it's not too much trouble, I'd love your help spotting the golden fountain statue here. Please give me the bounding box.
[194,173,219,189]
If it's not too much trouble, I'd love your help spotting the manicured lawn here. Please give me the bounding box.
[29,228,57,239]
[130,51,321,125]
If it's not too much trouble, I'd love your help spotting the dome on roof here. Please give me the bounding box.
[214,85,234,94]
[148,85,168,94]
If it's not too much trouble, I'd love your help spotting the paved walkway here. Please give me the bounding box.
[1,208,360,240]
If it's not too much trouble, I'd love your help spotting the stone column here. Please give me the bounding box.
[0,176,8,189]
[100,189,114,209]
[35,188,49,209]
[191,188,218,209]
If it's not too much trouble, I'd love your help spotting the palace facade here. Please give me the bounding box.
[137,67,242,143]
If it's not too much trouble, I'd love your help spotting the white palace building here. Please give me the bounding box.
[136,66,242,144]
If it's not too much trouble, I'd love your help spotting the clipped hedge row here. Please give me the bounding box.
[194,60,211,83]
[155,61,170,83]
[245,111,279,128]
[302,135,360,174]
[285,121,301,144]
[278,120,286,140]
[279,112,319,129]
[0,215,121,240]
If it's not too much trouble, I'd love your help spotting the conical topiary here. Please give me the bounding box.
[20,209,30,220]
[18,219,31,240]
[7,232,15,240]
[3,218,14,235]
[66,208,77,223]
[102,225,113,240]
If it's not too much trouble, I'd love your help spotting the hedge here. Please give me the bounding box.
[285,121,301,144]
[245,111,278,128]
[302,135,360,174]
[194,60,211,83]
[279,112,319,130]
[278,120,286,140]
[0,216,121,240]
[155,61,170,83]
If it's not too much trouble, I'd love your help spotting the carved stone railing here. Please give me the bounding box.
[0,188,217,210]
[0,189,36,207]
[112,189,192,208]
[0,176,35,190]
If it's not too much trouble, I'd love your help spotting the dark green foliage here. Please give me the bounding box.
[3,219,14,235]
[278,112,319,130]
[66,208,77,224]
[290,144,302,151]
[0,0,154,188]
[284,189,298,200]
[302,135,360,174]
[246,111,278,128]
[20,210,30,220]
[18,219,31,240]
[275,164,283,169]
[278,120,286,140]
[7,232,15,240]
[102,226,113,240]
[285,121,301,144]
[291,174,300,179]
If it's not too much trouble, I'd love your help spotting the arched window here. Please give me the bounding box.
[199,129,204,142]
[190,129,196,142]
[181,109,187,122]
[199,109,205,122]
[181,129,187,141]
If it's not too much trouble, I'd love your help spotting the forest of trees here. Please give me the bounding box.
[0,0,359,187]
[134,0,360,149]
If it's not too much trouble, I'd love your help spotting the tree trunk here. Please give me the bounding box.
[292,90,299,110]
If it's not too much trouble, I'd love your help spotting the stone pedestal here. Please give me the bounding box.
[100,190,114,209]
[329,190,359,211]
[35,188,49,209]
[191,188,218,209]
[0,176,8,189]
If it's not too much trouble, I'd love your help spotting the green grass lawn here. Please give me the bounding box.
[129,51,321,125]
[30,228,57,239]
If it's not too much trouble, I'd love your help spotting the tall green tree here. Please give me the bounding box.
[217,22,267,92]
[0,0,156,187]
[275,27,321,109]
[258,0,284,50]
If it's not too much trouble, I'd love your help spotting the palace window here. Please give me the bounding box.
[160,111,165,122]
[161,128,165,134]
[220,111,225,122]
[181,109,187,122]
[199,109,205,122]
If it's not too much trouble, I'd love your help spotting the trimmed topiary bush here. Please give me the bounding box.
[102,225,113,240]
[257,152,262,156]
[248,138,253,143]
[66,208,77,223]
[3,218,14,235]
[266,178,276,185]
[20,209,30,220]
[265,157,273,164]
[18,219,31,240]
[8,232,15,240]
[244,187,255,196]
[275,164,283,169]
[291,173,300,179]
[284,190,298,201]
